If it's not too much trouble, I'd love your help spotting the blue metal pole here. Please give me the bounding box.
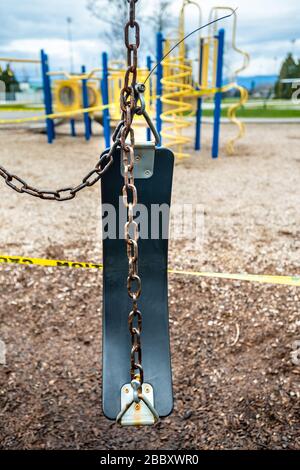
[146,55,152,141]
[70,118,76,137]
[101,52,111,148]
[156,32,164,145]
[81,65,91,141]
[41,50,55,143]
[212,29,225,159]
[195,38,204,151]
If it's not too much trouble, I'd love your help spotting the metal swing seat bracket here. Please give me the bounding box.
[120,142,156,180]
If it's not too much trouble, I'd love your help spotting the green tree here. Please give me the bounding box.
[274,53,300,99]
[0,64,20,101]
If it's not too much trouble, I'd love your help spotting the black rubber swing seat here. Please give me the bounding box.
[101,146,174,420]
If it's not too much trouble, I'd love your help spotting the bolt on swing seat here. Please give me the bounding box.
[101,143,174,425]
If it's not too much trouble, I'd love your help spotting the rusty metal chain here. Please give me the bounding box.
[0,0,138,202]
[0,0,145,388]
[121,0,144,387]
[0,141,119,201]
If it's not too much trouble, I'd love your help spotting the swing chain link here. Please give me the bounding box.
[0,0,139,203]
[121,0,144,386]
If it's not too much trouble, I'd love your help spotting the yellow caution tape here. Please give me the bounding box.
[0,255,299,287]
[169,269,300,287]
[0,104,111,124]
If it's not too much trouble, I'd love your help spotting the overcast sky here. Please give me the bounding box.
[0,0,299,77]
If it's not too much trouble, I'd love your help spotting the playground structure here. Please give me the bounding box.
[156,1,250,158]
[41,54,152,144]
[0,1,250,159]
[40,50,109,145]
[0,54,111,145]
